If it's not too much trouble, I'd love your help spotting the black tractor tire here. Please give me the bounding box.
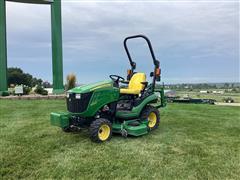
[140,105,160,131]
[89,118,112,143]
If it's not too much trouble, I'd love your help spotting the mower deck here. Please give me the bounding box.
[112,119,149,136]
[50,112,149,137]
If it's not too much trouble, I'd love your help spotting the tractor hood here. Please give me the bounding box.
[68,80,113,94]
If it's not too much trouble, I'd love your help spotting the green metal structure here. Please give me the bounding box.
[50,35,166,143]
[0,0,64,95]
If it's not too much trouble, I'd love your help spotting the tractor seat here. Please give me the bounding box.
[120,73,147,95]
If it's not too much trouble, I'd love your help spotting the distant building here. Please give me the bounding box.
[212,91,224,94]
[200,90,209,94]
[183,94,190,99]
[164,90,176,97]
[45,88,53,94]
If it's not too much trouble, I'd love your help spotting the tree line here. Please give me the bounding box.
[7,67,51,88]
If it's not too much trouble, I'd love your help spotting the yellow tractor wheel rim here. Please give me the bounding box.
[148,112,157,128]
[98,124,110,141]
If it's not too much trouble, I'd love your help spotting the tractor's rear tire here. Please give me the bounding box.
[141,105,160,131]
[89,118,112,143]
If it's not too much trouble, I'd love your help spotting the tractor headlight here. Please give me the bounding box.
[75,94,81,99]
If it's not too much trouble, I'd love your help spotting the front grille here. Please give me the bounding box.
[67,92,93,113]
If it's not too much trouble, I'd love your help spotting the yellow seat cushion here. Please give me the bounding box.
[120,73,146,95]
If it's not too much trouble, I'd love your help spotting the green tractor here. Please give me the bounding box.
[50,35,166,142]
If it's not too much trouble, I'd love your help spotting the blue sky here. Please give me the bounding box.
[5,0,239,84]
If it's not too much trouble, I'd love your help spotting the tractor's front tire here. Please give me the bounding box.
[89,118,112,143]
[141,105,160,131]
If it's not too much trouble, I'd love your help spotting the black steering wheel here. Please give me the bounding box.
[109,75,125,84]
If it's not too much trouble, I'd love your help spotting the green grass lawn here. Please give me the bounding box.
[0,100,240,179]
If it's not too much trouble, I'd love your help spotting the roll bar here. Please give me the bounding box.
[123,34,159,70]
[123,34,160,92]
